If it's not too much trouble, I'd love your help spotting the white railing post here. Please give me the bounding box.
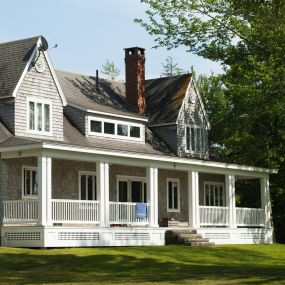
[261,175,271,229]
[147,166,158,227]
[188,171,199,228]
[97,161,109,227]
[226,174,236,228]
[38,156,52,227]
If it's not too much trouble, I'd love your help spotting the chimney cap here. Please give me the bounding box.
[124,47,145,51]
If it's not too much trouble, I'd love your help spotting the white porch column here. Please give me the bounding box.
[188,171,199,228]
[226,174,236,228]
[38,156,52,227]
[97,161,109,227]
[147,166,158,227]
[261,175,271,228]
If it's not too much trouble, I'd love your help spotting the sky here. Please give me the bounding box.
[0,0,222,79]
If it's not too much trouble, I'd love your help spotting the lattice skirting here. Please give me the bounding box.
[0,226,166,247]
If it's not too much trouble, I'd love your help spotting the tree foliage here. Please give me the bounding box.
[161,56,184,76]
[101,59,120,80]
[136,0,285,242]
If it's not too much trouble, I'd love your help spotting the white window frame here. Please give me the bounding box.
[185,124,205,154]
[22,166,38,199]
[116,175,147,203]
[27,97,52,135]
[203,181,225,206]
[87,116,143,142]
[78,171,97,201]
[167,178,180,212]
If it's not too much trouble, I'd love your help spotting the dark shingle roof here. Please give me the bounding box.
[56,70,145,120]
[0,36,39,98]
[145,74,192,124]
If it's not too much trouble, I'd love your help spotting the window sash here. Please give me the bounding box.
[23,168,38,197]
[186,125,204,153]
[167,180,179,211]
[28,100,51,133]
[117,178,146,203]
[80,174,97,201]
[204,182,225,206]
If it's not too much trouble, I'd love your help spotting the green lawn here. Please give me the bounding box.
[0,244,284,284]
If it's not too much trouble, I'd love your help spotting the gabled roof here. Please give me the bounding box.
[56,70,146,120]
[0,36,39,98]
[145,74,192,124]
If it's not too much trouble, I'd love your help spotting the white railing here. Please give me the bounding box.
[199,206,229,226]
[109,202,149,225]
[3,200,38,224]
[236,207,264,226]
[52,199,100,224]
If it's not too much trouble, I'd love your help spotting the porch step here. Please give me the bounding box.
[165,230,215,247]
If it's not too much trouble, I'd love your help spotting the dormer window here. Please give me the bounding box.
[28,98,51,134]
[186,125,205,153]
[88,116,143,141]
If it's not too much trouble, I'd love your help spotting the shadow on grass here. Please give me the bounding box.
[0,245,284,284]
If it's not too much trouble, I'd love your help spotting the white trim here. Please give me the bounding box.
[22,166,38,199]
[78,171,97,201]
[87,116,144,142]
[167,178,180,212]
[116,175,147,203]
[68,102,148,122]
[12,39,39,97]
[43,50,67,106]
[26,96,53,136]
[149,122,176,127]
[203,181,225,207]
[0,142,276,175]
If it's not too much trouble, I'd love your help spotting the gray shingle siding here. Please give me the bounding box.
[14,53,64,141]
[0,99,15,134]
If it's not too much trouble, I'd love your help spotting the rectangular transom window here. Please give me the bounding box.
[23,167,38,198]
[28,99,51,133]
[167,179,180,212]
[80,172,97,200]
[204,182,225,206]
[186,125,205,153]
[89,117,142,141]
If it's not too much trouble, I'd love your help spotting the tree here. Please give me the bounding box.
[136,0,285,242]
[161,56,184,76]
[101,59,120,80]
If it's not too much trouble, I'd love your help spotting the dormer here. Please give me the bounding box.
[0,36,66,141]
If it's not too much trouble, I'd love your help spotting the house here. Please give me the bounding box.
[0,35,274,247]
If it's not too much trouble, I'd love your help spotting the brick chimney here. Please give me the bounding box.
[124,47,146,116]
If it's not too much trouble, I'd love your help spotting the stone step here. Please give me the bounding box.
[180,237,210,243]
[177,233,203,239]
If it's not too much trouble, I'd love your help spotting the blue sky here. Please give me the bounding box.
[0,0,222,79]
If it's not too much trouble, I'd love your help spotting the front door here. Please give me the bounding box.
[118,177,147,202]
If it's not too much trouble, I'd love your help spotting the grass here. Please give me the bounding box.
[0,244,284,284]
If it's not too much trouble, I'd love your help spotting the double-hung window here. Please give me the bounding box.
[28,98,51,133]
[186,125,204,153]
[167,179,180,212]
[79,172,97,200]
[204,182,225,206]
[23,167,38,198]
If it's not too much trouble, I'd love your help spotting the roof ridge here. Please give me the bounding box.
[0,35,40,46]
[145,73,192,82]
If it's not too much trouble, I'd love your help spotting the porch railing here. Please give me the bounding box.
[236,207,264,227]
[3,200,38,224]
[109,202,149,225]
[199,206,229,226]
[51,199,100,224]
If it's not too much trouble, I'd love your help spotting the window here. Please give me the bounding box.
[204,182,225,206]
[186,125,205,153]
[80,172,97,200]
[23,167,38,198]
[117,124,128,136]
[117,176,147,203]
[89,117,142,141]
[104,122,115,135]
[167,179,180,212]
[90,120,102,133]
[28,99,51,133]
